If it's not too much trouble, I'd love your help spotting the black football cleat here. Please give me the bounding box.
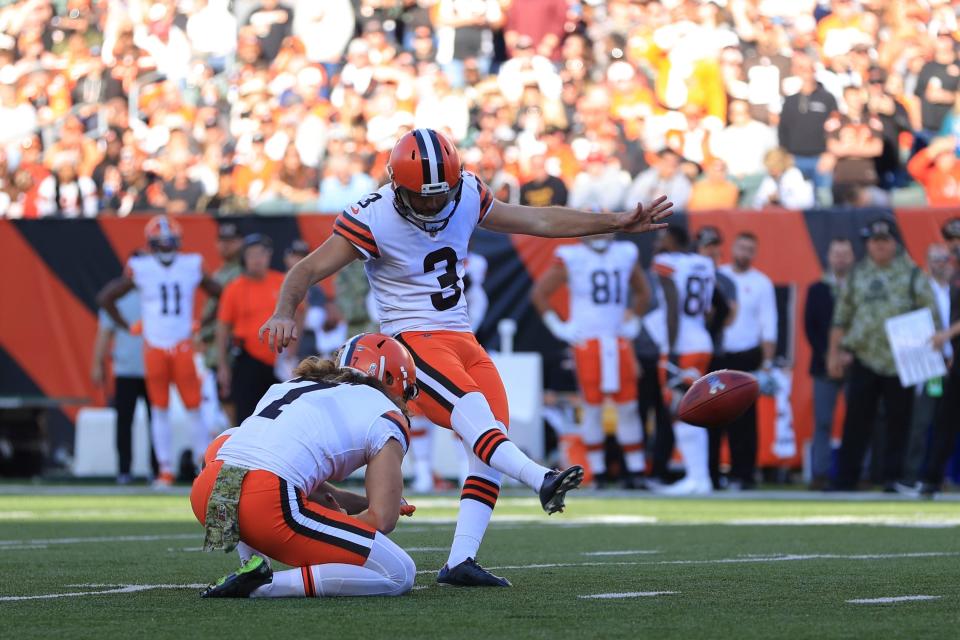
[200,555,273,598]
[437,558,512,587]
[540,465,584,515]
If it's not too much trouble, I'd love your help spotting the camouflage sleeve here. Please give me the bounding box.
[832,268,855,330]
[334,261,372,325]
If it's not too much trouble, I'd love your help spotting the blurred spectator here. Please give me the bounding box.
[779,53,837,196]
[711,99,778,196]
[804,237,854,490]
[915,31,960,147]
[317,154,375,212]
[292,0,354,69]
[829,219,939,491]
[497,35,562,105]
[37,152,97,217]
[186,0,237,72]
[519,152,568,207]
[163,161,205,214]
[260,144,318,212]
[568,150,629,211]
[504,0,568,60]
[624,149,692,212]
[906,136,960,207]
[825,85,884,206]
[245,0,294,63]
[435,0,502,87]
[866,67,912,191]
[753,148,815,210]
[687,158,739,211]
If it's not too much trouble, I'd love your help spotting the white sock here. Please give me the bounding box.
[616,402,645,473]
[451,393,551,492]
[187,409,209,470]
[409,416,434,490]
[674,421,709,484]
[447,441,500,568]
[150,407,172,473]
[236,542,270,569]
[581,403,606,475]
[252,533,415,597]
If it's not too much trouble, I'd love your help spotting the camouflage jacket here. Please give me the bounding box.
[832,253,939,376]
[336,261,376,337]
[202,259,243,367]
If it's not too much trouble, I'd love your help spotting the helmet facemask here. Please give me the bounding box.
[150,236,180,265]
[391,170,463,234]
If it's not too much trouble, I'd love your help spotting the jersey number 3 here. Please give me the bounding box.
[424,247,462,311]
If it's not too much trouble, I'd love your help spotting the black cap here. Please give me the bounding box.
[285,239,310,256]
[218,221,241,240]
[696,226,723,248]
[941,217,960,240]
[242,233,273,251]
[860,218,897,240]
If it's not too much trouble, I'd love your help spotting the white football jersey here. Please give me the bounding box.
[555,241,639,342]
[646,252,715,355]
[216,379,409,495]
[332,171,494,336]
[127,253,203,349]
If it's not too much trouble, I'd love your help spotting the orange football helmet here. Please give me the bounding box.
[337,333,419,402]
[145,215,182,262]
[387,128,463,233]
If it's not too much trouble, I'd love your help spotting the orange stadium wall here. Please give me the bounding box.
[1,208,956,469]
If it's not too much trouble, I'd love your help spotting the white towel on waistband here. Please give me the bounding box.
[599,336,620,394]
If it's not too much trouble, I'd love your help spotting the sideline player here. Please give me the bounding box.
[645,226,715,495]
[531,222,651,488]
[192,334,418,598]
[260,129,672,586]
[98,216,222,486]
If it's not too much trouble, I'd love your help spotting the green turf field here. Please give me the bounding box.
[1,489,958,639]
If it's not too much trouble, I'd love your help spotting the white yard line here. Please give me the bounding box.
[582,550,659,557]
[847,595,942,604]
[414,551,960,575]
[0,533,197,548]
[0,584,205,602]
[406,547,447,552]
[579,591,677,599]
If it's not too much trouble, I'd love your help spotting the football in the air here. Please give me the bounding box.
[677,369,760,428]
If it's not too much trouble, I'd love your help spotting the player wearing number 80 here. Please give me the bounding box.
[261,128,674,586]
[645,227,716,495]
[98,216,222,486]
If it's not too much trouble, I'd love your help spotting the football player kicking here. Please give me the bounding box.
[531,222,651,489]
[646,227,716,495]
[192,334,419,598]
[98,216,222,486]
[261,129,672,587]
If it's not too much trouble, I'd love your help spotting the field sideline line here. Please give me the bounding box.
[413,551,960,575]
[0,533,197,548]
[0,584,206,602]
[579,591,678,599]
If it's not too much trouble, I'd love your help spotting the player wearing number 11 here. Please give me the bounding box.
[98,215,223,486]
[260,129,673,587]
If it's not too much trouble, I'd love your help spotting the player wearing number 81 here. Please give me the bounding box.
[98,215,222,486]
[532,223,651,489]
[261,128,674,586]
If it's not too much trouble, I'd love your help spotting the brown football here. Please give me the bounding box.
[677,369,760,428]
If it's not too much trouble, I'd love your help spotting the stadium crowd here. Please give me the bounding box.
[4,0,960,218]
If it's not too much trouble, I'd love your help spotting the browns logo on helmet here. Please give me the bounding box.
[387,128,463,234]
[337,333,419,403]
